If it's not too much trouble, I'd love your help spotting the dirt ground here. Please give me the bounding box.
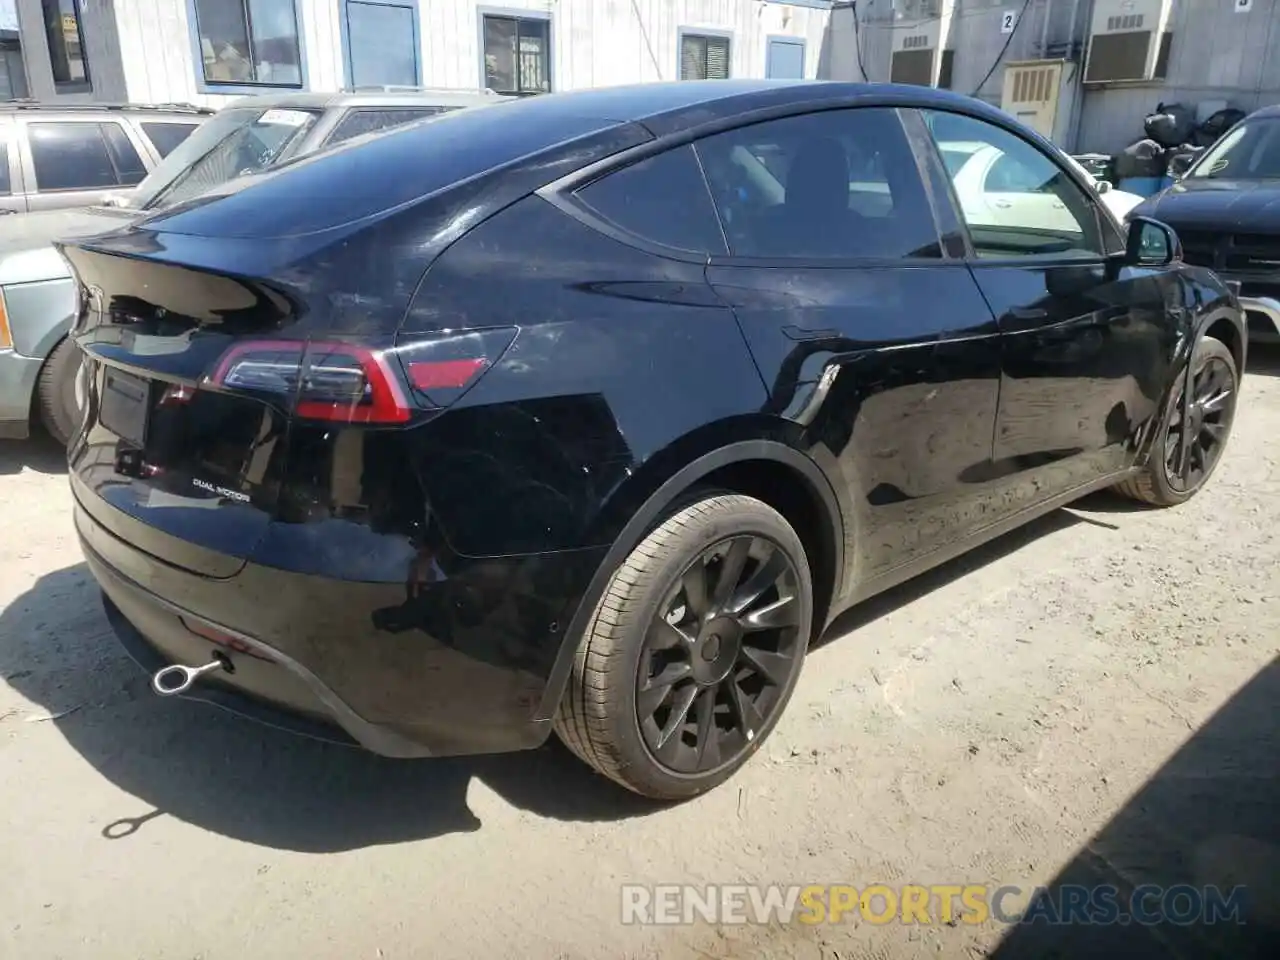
[2,352,1278,960]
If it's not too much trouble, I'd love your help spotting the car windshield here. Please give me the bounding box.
[1187,117,1280,179]
[128,106,321,211]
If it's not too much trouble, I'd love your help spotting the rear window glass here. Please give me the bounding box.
[576,145,726,255]
[325,107,454,146]
[144,109,319,210]
[143,103,620,240]
[142,122,201,158]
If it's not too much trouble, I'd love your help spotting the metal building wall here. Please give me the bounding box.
[828,0,1280,153]
[14,1,830,110]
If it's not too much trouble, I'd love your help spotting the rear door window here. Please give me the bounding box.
[324,107,453,146]
[141,121,202,158]
[694,107,942,260]
[573,144,727,255]
[27,121,147,191]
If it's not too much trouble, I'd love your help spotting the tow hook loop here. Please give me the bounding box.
[151,655,231,697]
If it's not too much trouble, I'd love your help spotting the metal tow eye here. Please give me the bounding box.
[151,654,232,697]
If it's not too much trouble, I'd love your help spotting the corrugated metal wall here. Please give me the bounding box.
[17,0,129,102]
[415,0,828,90]
[829,0,1086,103]
[827,0,1280,154]
[1079,0,1280,153]
[16,0,829,109]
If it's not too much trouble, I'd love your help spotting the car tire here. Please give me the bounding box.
[1114,335,1238,507]
[554,493,813,800]
[36,337,82,447]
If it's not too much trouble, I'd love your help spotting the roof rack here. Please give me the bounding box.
[0,99,216,115]
[339,85,502,96]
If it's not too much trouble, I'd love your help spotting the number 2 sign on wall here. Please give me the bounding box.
[1001,10,1018,33]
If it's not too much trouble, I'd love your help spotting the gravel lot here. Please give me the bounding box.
[2,351,1278,960]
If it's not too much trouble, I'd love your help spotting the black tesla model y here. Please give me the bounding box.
[61,81,1245,800]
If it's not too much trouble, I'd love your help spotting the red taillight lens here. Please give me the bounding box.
[394,327,518,408]
[407,358,487,390]
[205,328,517,421]
[204,339,412,424]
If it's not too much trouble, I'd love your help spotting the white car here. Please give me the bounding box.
[937,140,1143,230]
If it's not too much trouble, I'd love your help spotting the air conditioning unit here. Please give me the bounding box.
[1000,59,1079,145]
[1084,0,1173,83]
[891,28,938,86]
[889,0,954,87]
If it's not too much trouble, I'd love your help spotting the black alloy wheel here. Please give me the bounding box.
[1115,335,1238,507]
[1164,350,1235,493]
[637,534,804,775]
[554,493,813,800]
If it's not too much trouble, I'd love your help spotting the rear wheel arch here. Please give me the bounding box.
[535,439,844,721]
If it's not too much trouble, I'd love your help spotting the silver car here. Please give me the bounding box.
[0,87,506,444]
[0,100,213,214]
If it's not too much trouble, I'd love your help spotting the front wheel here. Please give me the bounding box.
[554,493,813,800]
[1115,335,1238,506]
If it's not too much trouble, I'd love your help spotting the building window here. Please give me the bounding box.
[191,0,303,89]
[42,0,91,90]
[680,33,731,80]
[482,13,551,96]
[344,1,420,89]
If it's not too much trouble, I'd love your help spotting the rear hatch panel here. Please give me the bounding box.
[66,247,298,577]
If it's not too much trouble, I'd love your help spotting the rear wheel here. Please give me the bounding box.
[1115,335,1238,506]
[36,338,83,446]
[554,493,813,800]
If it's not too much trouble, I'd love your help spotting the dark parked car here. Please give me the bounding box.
[1129,103,1280,343]
[61,81,1245,800]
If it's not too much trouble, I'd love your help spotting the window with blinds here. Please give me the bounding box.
[680,33,731,80]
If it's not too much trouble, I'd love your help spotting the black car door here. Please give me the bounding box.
[917,108,1180,512]
[697,106,1004,599]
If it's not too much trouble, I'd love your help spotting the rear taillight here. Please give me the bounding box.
[203,328,517,422]
[205,339,411,424]
[394,327,519,408]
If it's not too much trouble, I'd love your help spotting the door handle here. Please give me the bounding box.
[993,199,1013,209]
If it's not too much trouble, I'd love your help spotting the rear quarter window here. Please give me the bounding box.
[573,145,727,255]
[141,121,202,159]
[325,107,454,146]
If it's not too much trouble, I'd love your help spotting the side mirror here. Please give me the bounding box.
[1096,179,1112,194]
[1125,215,1182,266]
